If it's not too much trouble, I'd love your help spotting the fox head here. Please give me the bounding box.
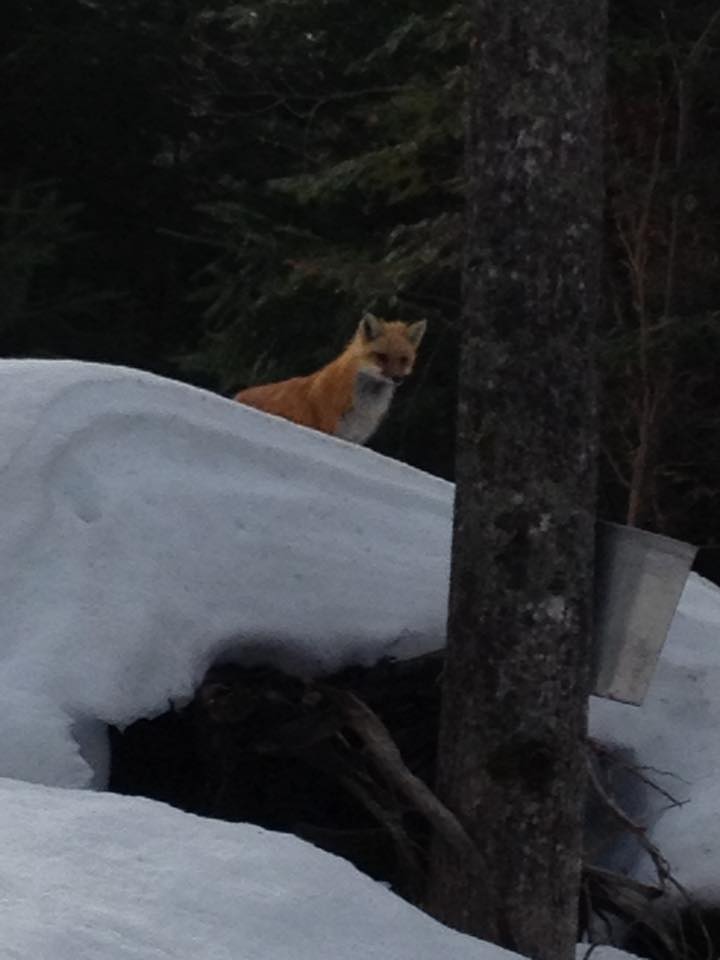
[353,313,427,385]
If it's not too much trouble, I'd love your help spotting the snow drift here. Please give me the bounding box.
[0,777,519,960]
[0,360,451,787]
[2,358,720,910]
[0,776,642,960]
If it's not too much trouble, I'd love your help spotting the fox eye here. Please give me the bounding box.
[374,352,388,363]
[399,355,410,365]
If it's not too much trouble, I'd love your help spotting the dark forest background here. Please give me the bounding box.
[2,0,720,546]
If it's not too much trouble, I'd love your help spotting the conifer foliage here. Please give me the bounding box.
[2,0,720,539]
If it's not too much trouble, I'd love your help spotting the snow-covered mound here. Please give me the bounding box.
[0,777,520,960]
[0,360,451,787]
[0,776,642,960]
[2,359,720,912]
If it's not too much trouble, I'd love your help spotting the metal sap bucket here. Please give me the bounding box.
[592,521,697,705]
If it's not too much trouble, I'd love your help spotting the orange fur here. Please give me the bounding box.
[234,314,427,444]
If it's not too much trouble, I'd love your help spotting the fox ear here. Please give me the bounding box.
[359,313,384,342]
[405,319,427,347]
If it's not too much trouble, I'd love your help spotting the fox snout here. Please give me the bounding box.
[369,362,408,386]
[371,353,414,384]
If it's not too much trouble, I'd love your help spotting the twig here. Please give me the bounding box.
[584,864,679,958]
[585,864,663,900]
[590,739,689,808]
[601,439,631,489]
[686,6,720,73]
[586,753,672,886]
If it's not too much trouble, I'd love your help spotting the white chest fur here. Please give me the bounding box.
[337,371,395,444]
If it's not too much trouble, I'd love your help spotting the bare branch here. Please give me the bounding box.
[586,752,673,886]
[321,686,479,863]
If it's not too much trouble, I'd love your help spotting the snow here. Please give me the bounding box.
[0,777,521,960]
[1,357,720,936]
[576,951,643,960]
[590,572,720,903]
[0,359,451,788]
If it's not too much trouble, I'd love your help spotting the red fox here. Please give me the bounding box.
[234,313,427,443]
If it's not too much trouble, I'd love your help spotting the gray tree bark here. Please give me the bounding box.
[425,4,606,960]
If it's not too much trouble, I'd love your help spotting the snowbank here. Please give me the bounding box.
[0,777,520,960]
[0,360,451,787]
[2,358,720,911]
[0,776,641,960]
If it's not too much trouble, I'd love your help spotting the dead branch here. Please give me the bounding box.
[587,752,672,885]
[319,685,478,864]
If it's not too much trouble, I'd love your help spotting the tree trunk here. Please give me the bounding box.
[425,4,606,960]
